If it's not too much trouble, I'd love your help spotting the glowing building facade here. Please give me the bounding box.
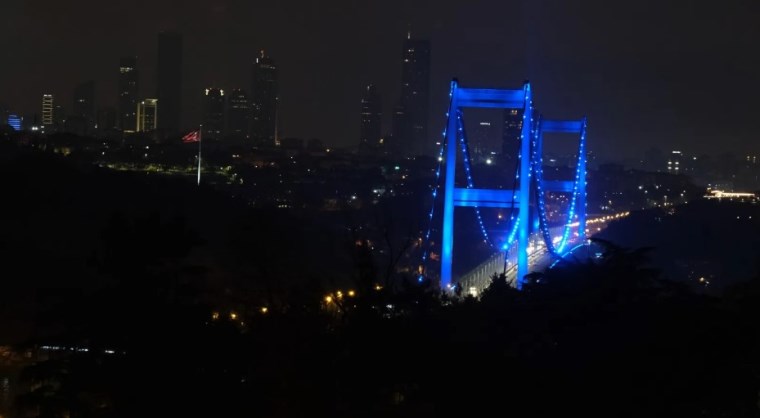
[41,94,54,128]
[202,88,225,139]
[136,99,158,132]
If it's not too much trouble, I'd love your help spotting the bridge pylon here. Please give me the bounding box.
[434,79,588,291]
[441,79,534,289]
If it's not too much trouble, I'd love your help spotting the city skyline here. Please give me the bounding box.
[1,0,759,160]
[2,3,760,415]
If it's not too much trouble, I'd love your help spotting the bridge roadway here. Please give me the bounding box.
[457,212,629,296]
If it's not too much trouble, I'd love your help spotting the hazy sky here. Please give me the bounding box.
[1,0,758,159]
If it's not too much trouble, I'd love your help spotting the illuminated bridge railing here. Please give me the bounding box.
[458,225,582,296]
[458,251,507,296]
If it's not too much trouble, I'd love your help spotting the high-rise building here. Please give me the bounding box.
[137,99,158,132]
[395,34,431,156]
[389,104,406,156]
[41,94,54,128]
[53,105,66,131]
[202,88,225,139]
[250,50,278,147]
[119,56,139,132]
[227,88,250,138]
[73,80,96,132]
[157,32,182,134]
[502,109,523,159]
[667,150,683,172]
[359,84,382,154]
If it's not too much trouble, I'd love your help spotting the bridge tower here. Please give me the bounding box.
[440,79,534,289]
[533,116,588,255]
[436,79,588,290]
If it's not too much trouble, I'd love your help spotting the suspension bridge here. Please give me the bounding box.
[419,79,594,292]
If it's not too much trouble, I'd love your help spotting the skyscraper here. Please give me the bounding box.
[389,104,406,156]
[137,99,158,132]
[250,50,278,147]
[73,80,95,132]
[667,150,683,172]
[359,84,382,154]
[395,34,431,156]
[157,32,182,135]
[227,88,250,138]
[502,109,523,159]
[53,105,66,131]
[202,88,225,139]
[41,94,54,129]
[119,56,139,132]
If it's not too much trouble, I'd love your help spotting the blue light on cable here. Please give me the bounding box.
[456,109,494,247]
[419,83,455,281]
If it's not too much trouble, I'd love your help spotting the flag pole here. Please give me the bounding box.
[197,125,202,186]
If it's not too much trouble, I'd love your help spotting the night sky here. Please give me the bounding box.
[1,0,758,160]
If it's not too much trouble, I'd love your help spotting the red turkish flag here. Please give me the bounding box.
[182,130,200,143]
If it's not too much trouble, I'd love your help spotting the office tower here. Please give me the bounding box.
[137,99,158,132]
[119,56,139,132]
[667,150,683,172]
[202,88,225,139]
[359,84,382,154]
[388,104,406,156]
[41,94,54,128]
[73,80,96,132]
[227,88,250,138]
[250,50,278,147]
[53,105,66,131]
[395,34,431,156]
[502,109,523,159]
[157,32,182,134]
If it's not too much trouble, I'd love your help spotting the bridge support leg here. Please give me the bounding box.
[577,117,588,242]
[440,80,459,288]
[516,85,532,289]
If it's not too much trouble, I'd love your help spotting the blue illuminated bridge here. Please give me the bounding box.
[418,79,615,293]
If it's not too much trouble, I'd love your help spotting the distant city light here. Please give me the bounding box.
[7,114,22,131]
